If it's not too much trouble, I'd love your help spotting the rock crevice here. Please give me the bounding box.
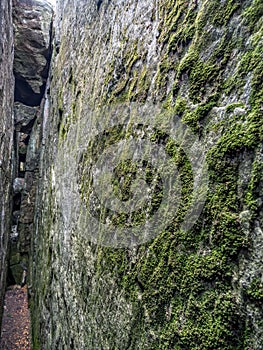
[8,0,53,286]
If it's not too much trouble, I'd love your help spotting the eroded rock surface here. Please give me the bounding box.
[13,0,53,106]
[0,0,14,330]
[9,0,53,285]
[31,0,263,349]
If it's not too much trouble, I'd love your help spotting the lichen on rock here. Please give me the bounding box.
[13,0,263,349]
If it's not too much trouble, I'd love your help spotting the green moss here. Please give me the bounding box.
[163,292,243,350]
[245,278,263,301]
[158,0,200,54]
[202,0,241,27]
[104,42,147,103]
[173,96,188,116]
[224,9,263,99]
[128,66,151,102]
[225,102,245,113]
[242,0,263,31]
[211,112,262,158]
[92,118,248,346]
[32,0,263,348]
[245,157,263,213]
[182,96,218,132]
[58,117,69,143]
[83,1,263,347]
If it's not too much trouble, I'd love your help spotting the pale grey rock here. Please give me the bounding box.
[14,102,38,131]
[13,178,25,193]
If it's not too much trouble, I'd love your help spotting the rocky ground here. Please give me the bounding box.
[0,285,31,350]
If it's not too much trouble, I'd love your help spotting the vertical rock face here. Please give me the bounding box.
[32,0,262,349]
[13,0,52,106]
[0,0,14,328]
[9,0,53,285]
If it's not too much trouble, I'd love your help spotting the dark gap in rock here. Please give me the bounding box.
[41,59,51,79]
[20,116,37,133]
[70,338,75,349]
[13,193,22,212]
[6,267,16,286]
[68,68,73,84]
[12,212,20,228]
[14,76,43,106]
[8,1,53,291]
[97,0,103,11]
[57,108,63,133]
[135,276,145,292]
[1,2,54,347]
[19,152,26,163]
[55,42,60,54]
[23,134,30,146]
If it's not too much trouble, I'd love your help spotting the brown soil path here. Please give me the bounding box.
[0,285,31,349]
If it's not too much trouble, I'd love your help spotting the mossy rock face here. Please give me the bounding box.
[31,0,263,349]
[9,252,20,267]
[10,264,24,285]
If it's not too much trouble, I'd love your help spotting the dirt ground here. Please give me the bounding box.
[0,285,31,350]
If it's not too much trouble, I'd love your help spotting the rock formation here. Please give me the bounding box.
[13,0,52,106]
[0,0,14,329]
[0,0,262,349]
[30,0,263,349]
[8,0,53,285]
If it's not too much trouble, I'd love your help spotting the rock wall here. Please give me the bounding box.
[9,0,53,285]
[32,0,263,349]
[0,0,14,328]
[13,0,52,106]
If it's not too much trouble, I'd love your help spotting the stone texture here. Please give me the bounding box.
[0,0,14,329]
[31,0,263,349]
[17,111,43,257]
[8,0,53,285]
[13,0,53,106]
[13,178,25,194]
[14,103,38,132]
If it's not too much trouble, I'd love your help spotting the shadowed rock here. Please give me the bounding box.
[13,0,53,106]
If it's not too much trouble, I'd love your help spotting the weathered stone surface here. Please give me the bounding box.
[13,0,53,106]
[8,0,53,286]
[14,102,38,132]
[13,178,25,193]
[10,264,24,284]
[32,0,262,349]
[0,0,14,329]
